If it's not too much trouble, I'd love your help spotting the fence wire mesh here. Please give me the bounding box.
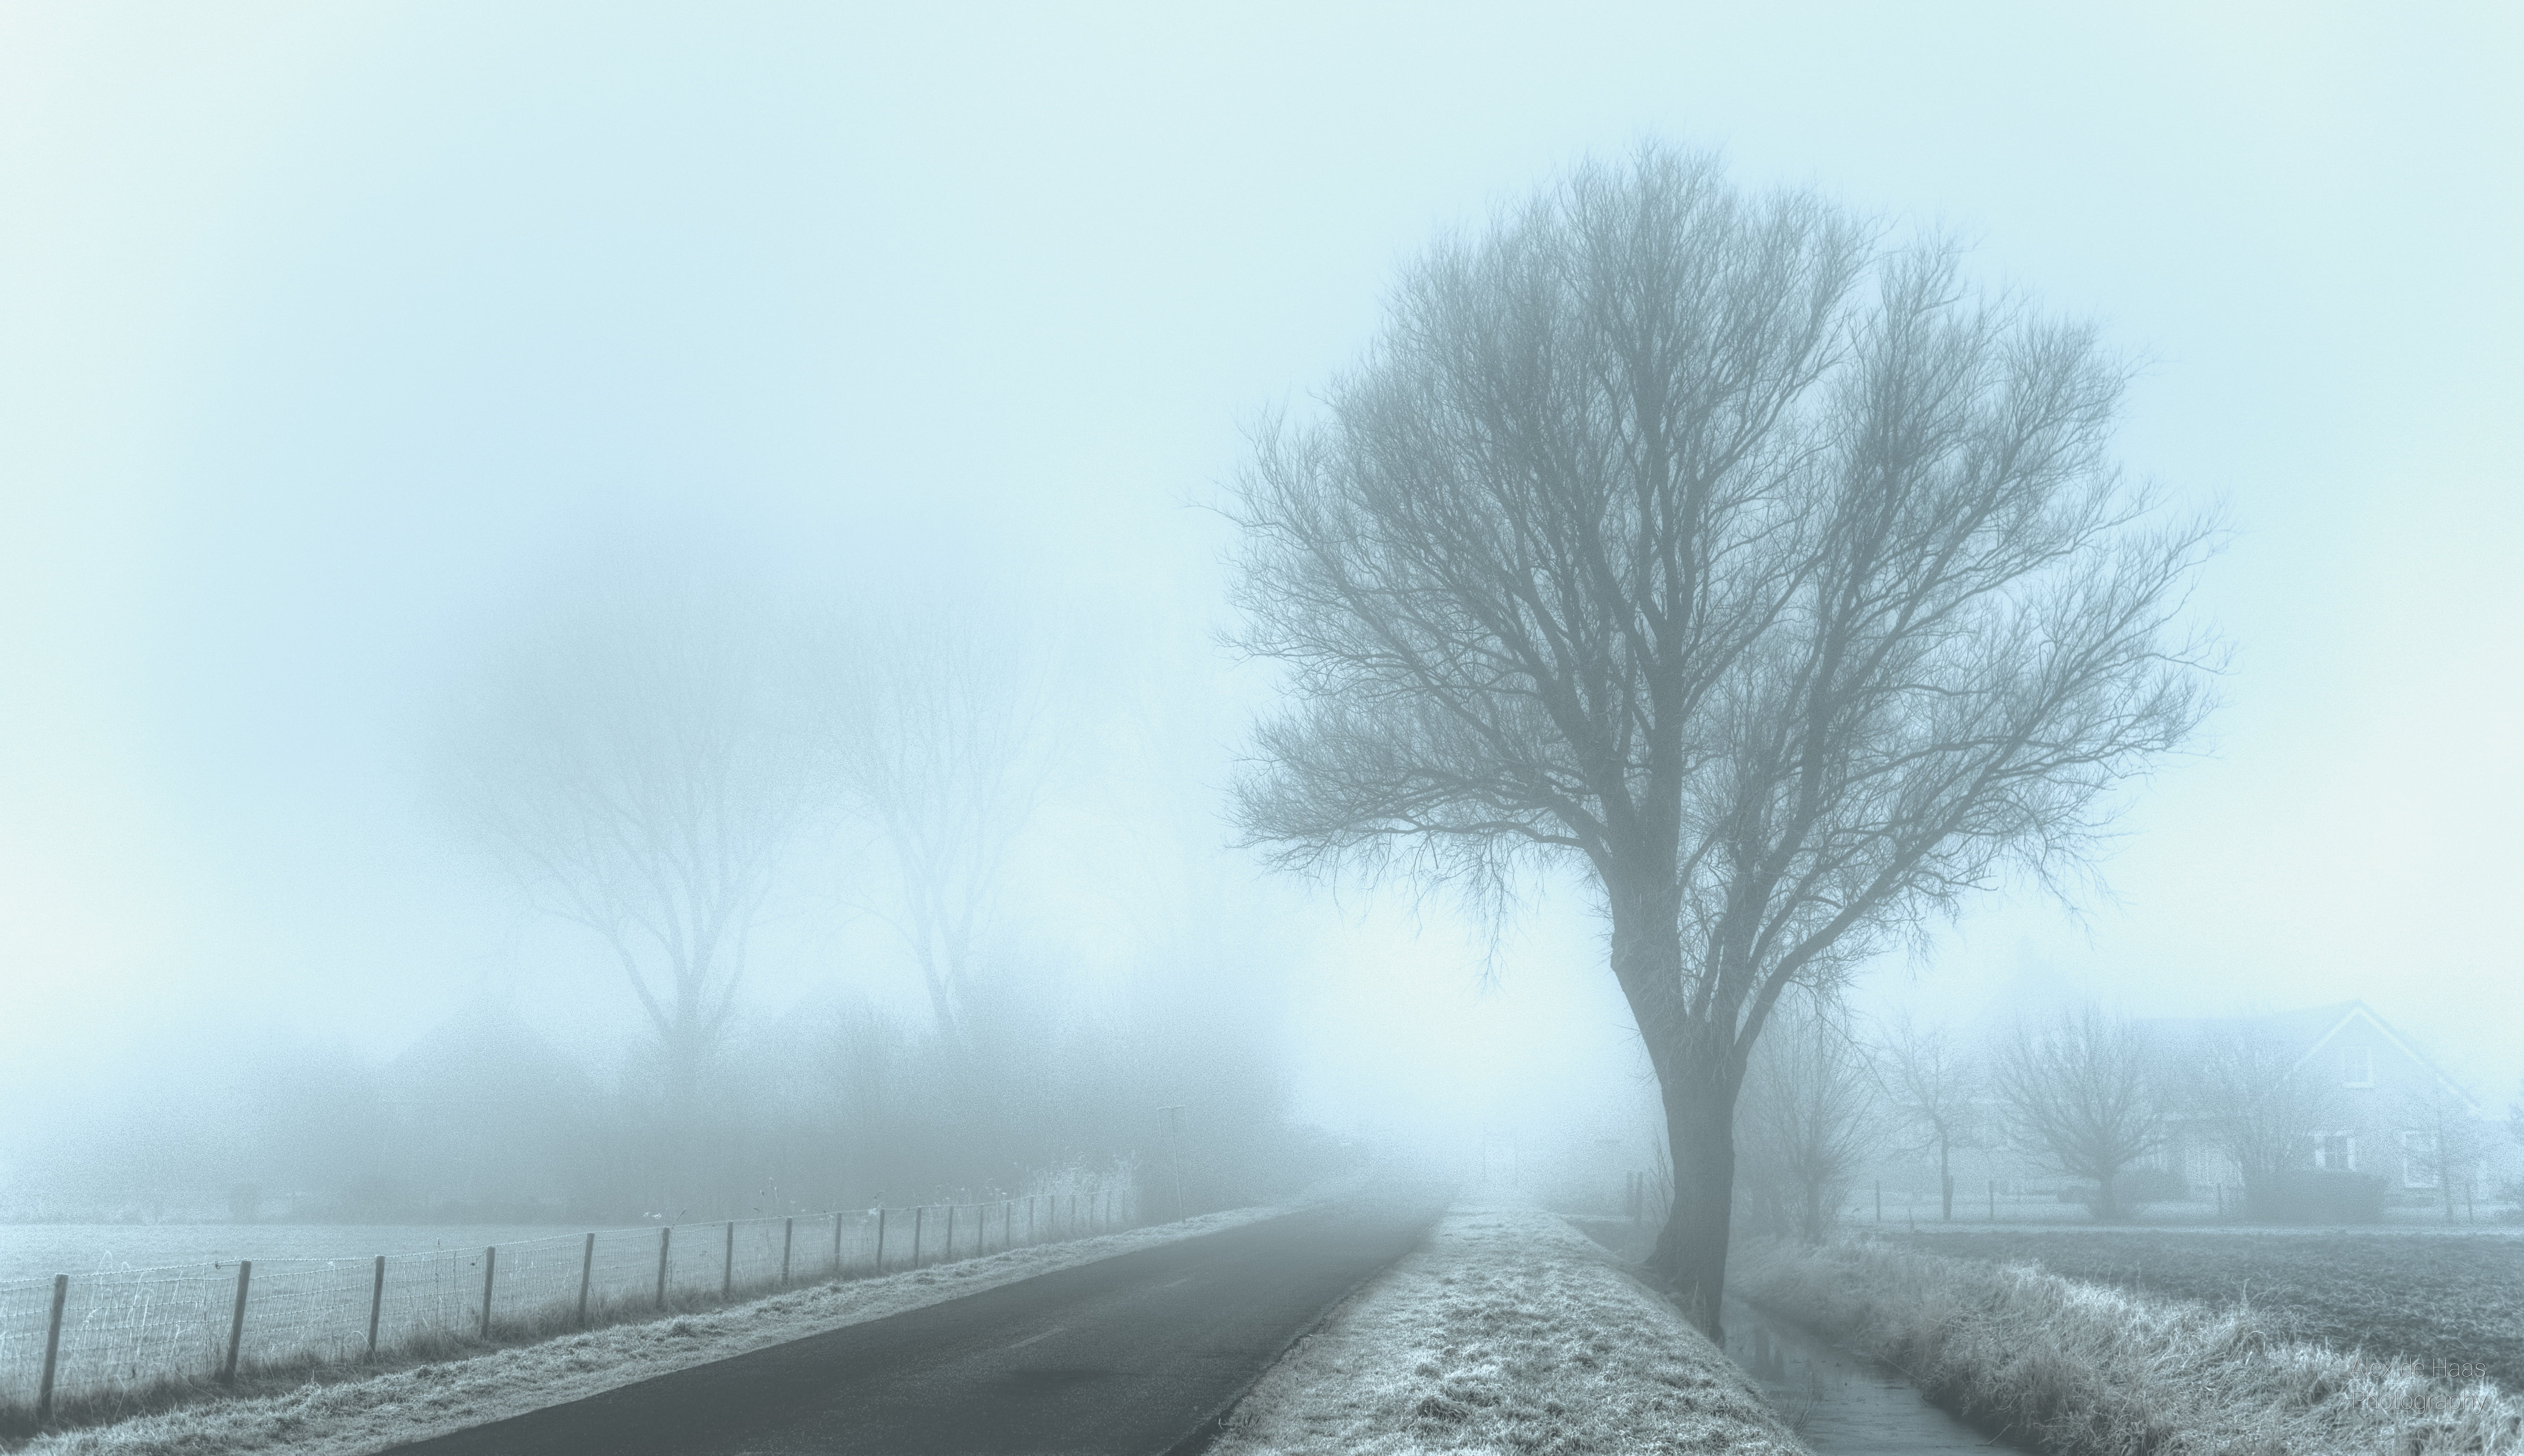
[3,1185,1140,1419]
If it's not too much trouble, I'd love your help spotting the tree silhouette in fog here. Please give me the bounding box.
[1231,143,2215,1333]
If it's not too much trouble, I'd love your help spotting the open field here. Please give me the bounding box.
[0,1226,585,1285]
[1894,1227,2524,1391]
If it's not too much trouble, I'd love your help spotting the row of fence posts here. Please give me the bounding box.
[1869,1178,1986,1224]
[26,1188,1123,1425]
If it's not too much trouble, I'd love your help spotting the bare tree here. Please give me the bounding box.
[464,590,807,1109]
[1736,997,1878,1242]
[1873,1014,1980,1221]
[811,614,1049,1047]
[2178,1023,2337,1218]
[2396,1083,2488,1223]
[1989,1006,2163,1220]
[1230,144,2213,1330]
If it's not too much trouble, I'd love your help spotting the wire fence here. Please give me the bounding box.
[1,1184,1140,1428]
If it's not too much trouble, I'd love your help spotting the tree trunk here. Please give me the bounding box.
[2092,1170,2120,1222]
[1650,1075,1736,1339]
[1605,871,1739,1340]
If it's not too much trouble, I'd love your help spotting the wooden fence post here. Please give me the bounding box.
[781,1217,794,1285]
[479,1246,497,1340]
[834,1210,846,1274]
[368,1255,386,1356]
[946,1205,957,1262]
[913,1206,924,1266]
[655,1226,671,1309]
[220,1261,252,1383]
[36,1273,66,1424]
[576,1233,596,1326]
[874,1207,887,1270]
[721,1222,734,1299]
[1028,1196,1036,1245]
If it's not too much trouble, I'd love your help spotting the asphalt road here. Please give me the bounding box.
[380,1196,1441,1456]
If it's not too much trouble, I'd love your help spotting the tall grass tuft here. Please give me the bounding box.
[1732,1237,2524,1456]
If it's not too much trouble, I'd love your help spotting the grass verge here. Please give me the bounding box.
[6,1204,1288,1456]
[1892,1226,2524,1391]
[1208,1205,1802,1455]
[1733,1236,2524,1456]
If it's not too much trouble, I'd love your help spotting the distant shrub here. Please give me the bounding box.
[2053,1167,2185,1214]
[2111,1167,2186,1207]
[2249,1170,2387,1223]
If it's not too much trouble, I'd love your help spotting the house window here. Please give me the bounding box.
[2400,1131,2440,1189]
[2343,1048,2374,1088]
[2315,1131,2356,1171]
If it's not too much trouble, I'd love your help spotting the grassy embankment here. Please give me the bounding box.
[1894,1227,2524,1391]
[1210,1205,1801,1456]
[1734,1236,2524,1456]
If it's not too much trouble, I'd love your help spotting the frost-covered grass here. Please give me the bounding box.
[1209,1205,1802,1456]
[1733,1236,2524,1456]
[8,1204,1287,1456]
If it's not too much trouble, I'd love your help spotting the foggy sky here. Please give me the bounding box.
[2,3,2519,1145]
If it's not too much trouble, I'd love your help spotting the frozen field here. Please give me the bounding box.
[0,1223,595,1282]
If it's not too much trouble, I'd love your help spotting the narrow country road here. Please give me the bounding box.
[380,1196,1441,1456]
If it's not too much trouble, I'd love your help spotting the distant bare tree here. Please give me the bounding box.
[1230,144,2214,1330]
[812,615,1049,1047]
[1990,1007,2163,1220]
[1873,1015,1980,1220]
[2178,1024,2336,1217]
[464,591,807,1108]
[1736,998,1879,1242]
[2395,1084,2488,1223]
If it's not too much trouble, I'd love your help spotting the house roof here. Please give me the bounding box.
[2141,1000,2484,1118]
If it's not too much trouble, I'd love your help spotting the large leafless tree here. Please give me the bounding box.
[1990,1006,2165,1220]
[465,591,808,1110]
[1230,144,2213,1331]
[811,614,1049,1048]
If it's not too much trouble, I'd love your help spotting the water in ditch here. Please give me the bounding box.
[1721,1298,2021,1455]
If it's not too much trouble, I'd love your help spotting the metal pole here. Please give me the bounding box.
[221,1261,252,1383]
[656,1226,671,1309]
[479,1246,497,1340]
[875,1207,888,1270]
[36,1273,67,1424]
[913,1206,924,1266]
[369,1255,387,1356]
[722,1221,734,1299]
[947,1205,957,1261]
[576,1233,595,1326]
[781,1217,794,1284]
[834,1209,846,1274]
